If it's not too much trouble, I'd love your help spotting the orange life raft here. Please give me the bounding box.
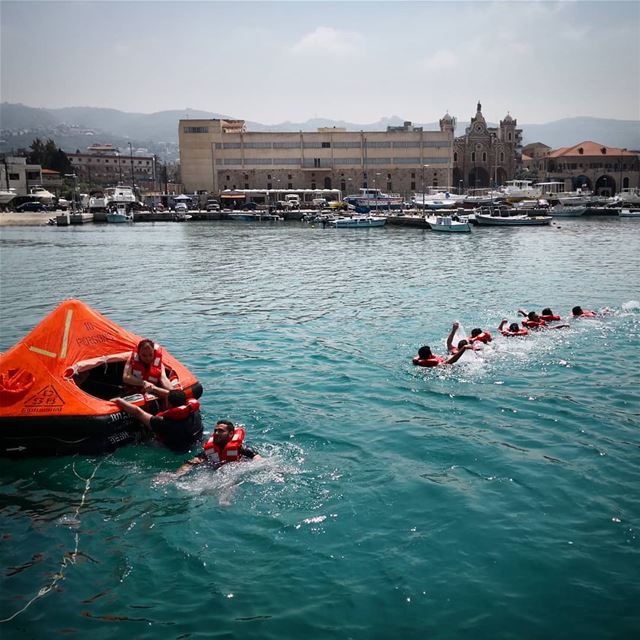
[0,299,203,457]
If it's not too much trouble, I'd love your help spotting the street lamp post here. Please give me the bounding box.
[128,142,135,191]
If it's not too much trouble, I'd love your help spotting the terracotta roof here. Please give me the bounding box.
[521,153,532,161]
[548,141,636,158]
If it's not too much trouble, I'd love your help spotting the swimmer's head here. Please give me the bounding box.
[418,346,432,359]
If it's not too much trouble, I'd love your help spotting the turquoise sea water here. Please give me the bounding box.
[1,219,639,639]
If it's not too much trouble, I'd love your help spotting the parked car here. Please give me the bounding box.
[240,202,258,211]
[206,200,220,211]
[174,202,188,213]
[16,201,48,212]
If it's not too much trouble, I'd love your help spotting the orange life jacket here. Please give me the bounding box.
[540,314,561,322]
[203,426,246,462]
[469,331,492,344]
[129,343,163,384]
[157,398,200,421]
[522,318,546,329]
[501,328,529,337]
[412,355,444,367]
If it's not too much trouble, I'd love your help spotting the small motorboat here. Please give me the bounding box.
[333,215,387,228]
[0,300,203,457]
[475,212,552,226]
[106,204,133,223]
[425,214,471,233]
[619,209,640,218]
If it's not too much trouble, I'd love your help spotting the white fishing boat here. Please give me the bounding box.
[344,188,403,210]
[549,204,588,217]
[425,214,471,233]
[106,203,133,223]
[500,180,542,202]
[0,188,17,206]
[333,215,387,228]
[28,186,55,204]
[619,209,640,218]
[614,188,640,206]
[475,212,552,226]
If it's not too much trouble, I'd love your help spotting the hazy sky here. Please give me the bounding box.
[2,0,639,124]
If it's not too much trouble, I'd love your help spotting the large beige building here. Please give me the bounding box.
[179,118,456,198]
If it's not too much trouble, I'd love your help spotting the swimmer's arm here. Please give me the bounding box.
[446,321,459,352]
[239,446,261,460]
[517,309,528,317]
[174,452,207,478]
[498,319,508,331]
[114,397,152,429]
[445,344,471,365]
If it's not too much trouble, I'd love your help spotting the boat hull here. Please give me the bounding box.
[333,217,387,228]
[425,216,471,232]
[475,214,552,226]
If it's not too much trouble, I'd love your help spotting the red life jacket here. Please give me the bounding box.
[412,355,444,367]
[129,344,163,384]
[469,331,492,344]
[501,328,529,337]
[540,314,561,322]
[203,426,246,462]
[157,398,200,421]
[522,318,546,329]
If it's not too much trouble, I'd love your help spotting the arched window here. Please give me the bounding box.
[500,152,504,163]
[471,152,476,162]
[324,176,332,189]
[454,152,458,162]
[482,152,487,162]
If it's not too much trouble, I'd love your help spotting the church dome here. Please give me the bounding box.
[441,112,454,122]
[503,113,514,123]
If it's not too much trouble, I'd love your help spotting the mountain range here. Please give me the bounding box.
[1,102,638,161]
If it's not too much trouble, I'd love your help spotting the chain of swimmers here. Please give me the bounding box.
[114,338,261,478]
[412,305,598,368]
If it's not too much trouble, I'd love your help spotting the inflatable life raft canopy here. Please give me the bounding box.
[0,299,203,457]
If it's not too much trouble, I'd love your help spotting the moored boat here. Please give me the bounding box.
[333,215,387,228]
[475,212,552,226]
[0,300,203,457]
[425,214,471,233]
[106,203,134,223]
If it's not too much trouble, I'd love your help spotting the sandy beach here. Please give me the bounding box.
[0,212,55,226]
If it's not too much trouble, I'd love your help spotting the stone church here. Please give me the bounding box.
[445,102,522,190]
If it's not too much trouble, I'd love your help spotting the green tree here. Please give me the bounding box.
[27,138,72,174]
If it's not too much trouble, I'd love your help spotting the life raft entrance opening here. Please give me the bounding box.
[73,361,177,401]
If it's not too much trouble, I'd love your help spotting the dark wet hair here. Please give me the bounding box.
[457,339,468,348]
[137,338,154,352]
[471,328,482,337]
[509,323,520,332]
[168,389,187,407]
[418,346,432,358]
[542,308,553,316]
[527,311,538,320]
[216,419,234,433]
[572,306,583,316]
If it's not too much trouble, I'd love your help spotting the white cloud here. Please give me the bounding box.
[290,27,363,57]
[423,49,459,71]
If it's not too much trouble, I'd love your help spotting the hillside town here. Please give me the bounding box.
[1,102,639,223]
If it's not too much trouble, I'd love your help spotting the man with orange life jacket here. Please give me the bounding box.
[114,389,203,453]
[498,320,529,337]
[572,305,597,318]
[412,343,474,367]
[122,339,174,396]
[468,327,493,345]
[173,420,261,477]
[519,308,562,323]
